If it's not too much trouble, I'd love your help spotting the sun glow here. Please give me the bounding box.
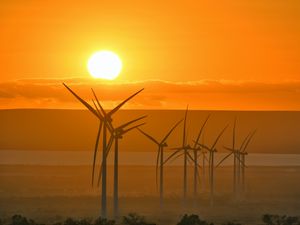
[87,51,122,80]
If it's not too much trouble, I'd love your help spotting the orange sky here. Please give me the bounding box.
[0,0,300,110]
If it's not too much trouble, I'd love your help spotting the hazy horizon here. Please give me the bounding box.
[1,109,300,154]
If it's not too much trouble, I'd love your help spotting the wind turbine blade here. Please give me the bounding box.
[224,146,235,152]
[233,117,237,150]
[92,100,113,133]
[91,88,107,117]
[163,148,183,165]
[239,132,252,151]
[92,99,113,133]
[97,134,115,187]
[187,151,198,165]
[168,152,185,164]
[196,143,210,151]
[193,114,211,149]
[182,105,189,146]
[234,153,247,168]
[203,152,209,163]
[187,156,193,166]
[105,134,114,158]
[92,99,101,117]
[91,90,115,132]
[108,88,144,117]
[192,140,199,147]
[197,160,203,169]
[117,115,147,130]
[97,162,104,187]
[161,119,183,143]
[63,83,100,119]
[91,121,102,186]
[137,128,159,145]
[155,147,161,191]
[216,152,233,167]
[122,123,146,135]
[169,147,184,150]
[242,130,257,152]
[211,125,229,150]
[187,152,202,167]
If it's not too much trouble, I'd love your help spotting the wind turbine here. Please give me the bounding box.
[239,130,256,193]
[195,125,228,205]
[215,118,240,198]
[63,83,143,217]
[216,128,254,199]
[232,119,238,195]
[93,115,147,219]
[111,116,146,217]
[164,106,195,201]
[137,119,182,207]
[192,115,210,197]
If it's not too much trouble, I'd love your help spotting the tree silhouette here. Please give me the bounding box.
[122,213,155,225]
[177,214,212,225]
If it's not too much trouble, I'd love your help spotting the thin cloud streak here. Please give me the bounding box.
[0,78,300,110]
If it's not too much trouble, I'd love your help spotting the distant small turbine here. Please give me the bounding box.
[195,125,228,205]
[217,127,256,199]
[192,115,210,197]
[164,106,195,201]
[138,119,182,207]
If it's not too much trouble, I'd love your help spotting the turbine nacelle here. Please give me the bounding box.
[103,116,113,124]
[160,142,168,147]
[185,144,192,150]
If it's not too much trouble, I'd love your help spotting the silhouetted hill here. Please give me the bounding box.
[0,109,299,154]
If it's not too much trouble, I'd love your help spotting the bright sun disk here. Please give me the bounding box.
[87,51,122,80]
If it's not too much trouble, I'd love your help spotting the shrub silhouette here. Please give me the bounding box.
[11,215,31,225]
[177,214,211,225]
[78,219,92,225]
[64,218,79,225]
[122,213,155,225]
[94,217,115,225]
[262,214,299,225]
[9,215,44,225]
[222,222,241,225]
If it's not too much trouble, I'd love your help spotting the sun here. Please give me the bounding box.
[87,51,122,80]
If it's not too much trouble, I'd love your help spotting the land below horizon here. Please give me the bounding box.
[1,109,300,224]
[0,165,299,225]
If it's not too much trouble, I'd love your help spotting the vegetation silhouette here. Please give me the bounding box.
[176,214,212,225]
[262,214,299,225]
[4,214,300,225]
[122,213,155,225]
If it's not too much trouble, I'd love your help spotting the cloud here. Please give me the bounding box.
[0,78,300,110]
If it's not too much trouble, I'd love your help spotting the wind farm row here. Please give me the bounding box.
[63,85,256,219]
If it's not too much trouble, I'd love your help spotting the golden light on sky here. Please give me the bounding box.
[87,51,122,80]
[0,1,300,110]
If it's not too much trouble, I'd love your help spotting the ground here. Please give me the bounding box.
[0,165,299,224]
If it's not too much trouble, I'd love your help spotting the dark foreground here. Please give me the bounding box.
[1,214,300,225]
[0,165,299,224]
